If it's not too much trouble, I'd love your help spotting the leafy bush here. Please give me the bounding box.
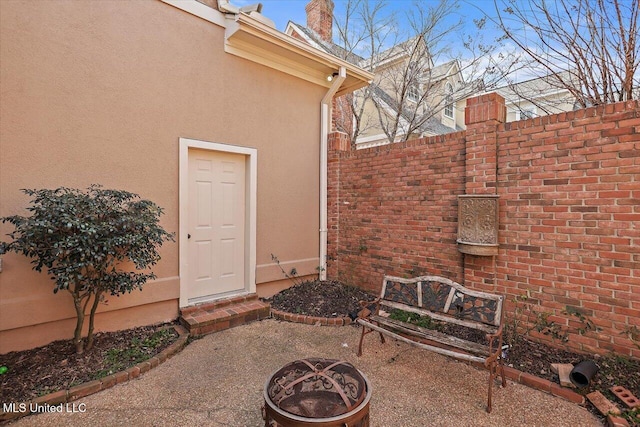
[1,186,174,354]
[389,309,443,331]
[92,328,176,379]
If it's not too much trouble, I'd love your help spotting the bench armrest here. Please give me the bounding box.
[357,298,381,319]
[485,323,503,341]
[485,323,504,361]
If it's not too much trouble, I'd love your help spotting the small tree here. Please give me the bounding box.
[493,0,639,107]
[0,186,174,354]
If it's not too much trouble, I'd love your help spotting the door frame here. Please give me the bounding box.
[179,137,257,308]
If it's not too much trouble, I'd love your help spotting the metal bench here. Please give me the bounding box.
[356,275,506,413]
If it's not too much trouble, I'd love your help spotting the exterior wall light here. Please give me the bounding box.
[327,72,338,82]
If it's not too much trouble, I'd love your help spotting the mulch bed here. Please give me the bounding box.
[0,323,179,403]
[268,279,376,320]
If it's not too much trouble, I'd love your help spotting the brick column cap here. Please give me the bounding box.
[328,131,351,152]
[465,93,507,125]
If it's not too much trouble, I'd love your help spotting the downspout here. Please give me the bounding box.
[320,66,346,280]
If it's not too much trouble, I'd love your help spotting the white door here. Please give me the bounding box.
[187,148,246,302]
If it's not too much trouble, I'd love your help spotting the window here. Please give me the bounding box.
[444,83,454,118]
[406,60,421,103]
[407,84,420,103]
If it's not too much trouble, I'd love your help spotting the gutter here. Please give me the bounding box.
[217,0,240,14]
[319,66,346,280]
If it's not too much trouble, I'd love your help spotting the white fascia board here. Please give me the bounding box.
[355,133,411,150]
[161,0,226,27]
[356,139,391,150]
[225,13,373,95]
[356,133,391,144]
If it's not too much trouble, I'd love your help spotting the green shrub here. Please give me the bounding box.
[389,309,442,330]
[1,186,174,354]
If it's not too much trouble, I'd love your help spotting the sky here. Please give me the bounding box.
[241,0,491,34]
[252,0,310,30]
[237,0,519,83]
[234,0,506,71]
[231,0,639,88]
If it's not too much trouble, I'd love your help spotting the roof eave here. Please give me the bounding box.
[225,13,373,95]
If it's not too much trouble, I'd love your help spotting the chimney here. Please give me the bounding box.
[305,0,334,42]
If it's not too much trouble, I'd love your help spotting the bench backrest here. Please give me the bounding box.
[380,275,504,331]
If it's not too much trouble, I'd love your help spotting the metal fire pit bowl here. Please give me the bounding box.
[263,358,371,427]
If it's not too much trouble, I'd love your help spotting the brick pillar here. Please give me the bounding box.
[326,135,348,279]
[305,0,334,42]
[328,131,350,152]
[464,93,506,194]
[332,93,353,135]
[462,93,506,293]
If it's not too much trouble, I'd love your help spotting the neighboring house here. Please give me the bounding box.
[0,0,371,352]
[288,1,581,149]
[486,71,578,122]
[355,57,474,149]
[286,0,473,149]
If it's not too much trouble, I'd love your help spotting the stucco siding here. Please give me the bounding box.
[0,0,324,352]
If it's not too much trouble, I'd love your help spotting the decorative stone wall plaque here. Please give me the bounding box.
[457,195,499,256]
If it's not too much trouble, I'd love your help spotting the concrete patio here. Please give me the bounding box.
[12,319,602,426]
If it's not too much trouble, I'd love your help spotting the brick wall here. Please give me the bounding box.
[327,94,640,357]
[327,132,467,293]
[332,93,353,134]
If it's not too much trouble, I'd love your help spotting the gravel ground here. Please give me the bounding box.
[10,319,602,427]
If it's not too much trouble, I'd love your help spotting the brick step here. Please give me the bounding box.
[179,294,270,336]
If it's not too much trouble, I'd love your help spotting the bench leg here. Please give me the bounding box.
[357,324,366,357]
[487,362,495,413]
[357,323,386,357]
[486,358,507,413]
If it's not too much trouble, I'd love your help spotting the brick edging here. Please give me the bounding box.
[270,308,353,326]
[0,325,189,423]
[502,368,632,426]
[607,414,631,427]
[502,366,585,405]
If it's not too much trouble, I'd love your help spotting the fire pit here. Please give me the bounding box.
[263,358,371,426]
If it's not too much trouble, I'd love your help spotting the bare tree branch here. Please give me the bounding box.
[333,0,517,146]
[492,0,639,107]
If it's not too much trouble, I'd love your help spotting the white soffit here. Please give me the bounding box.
[223,13,373,97]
